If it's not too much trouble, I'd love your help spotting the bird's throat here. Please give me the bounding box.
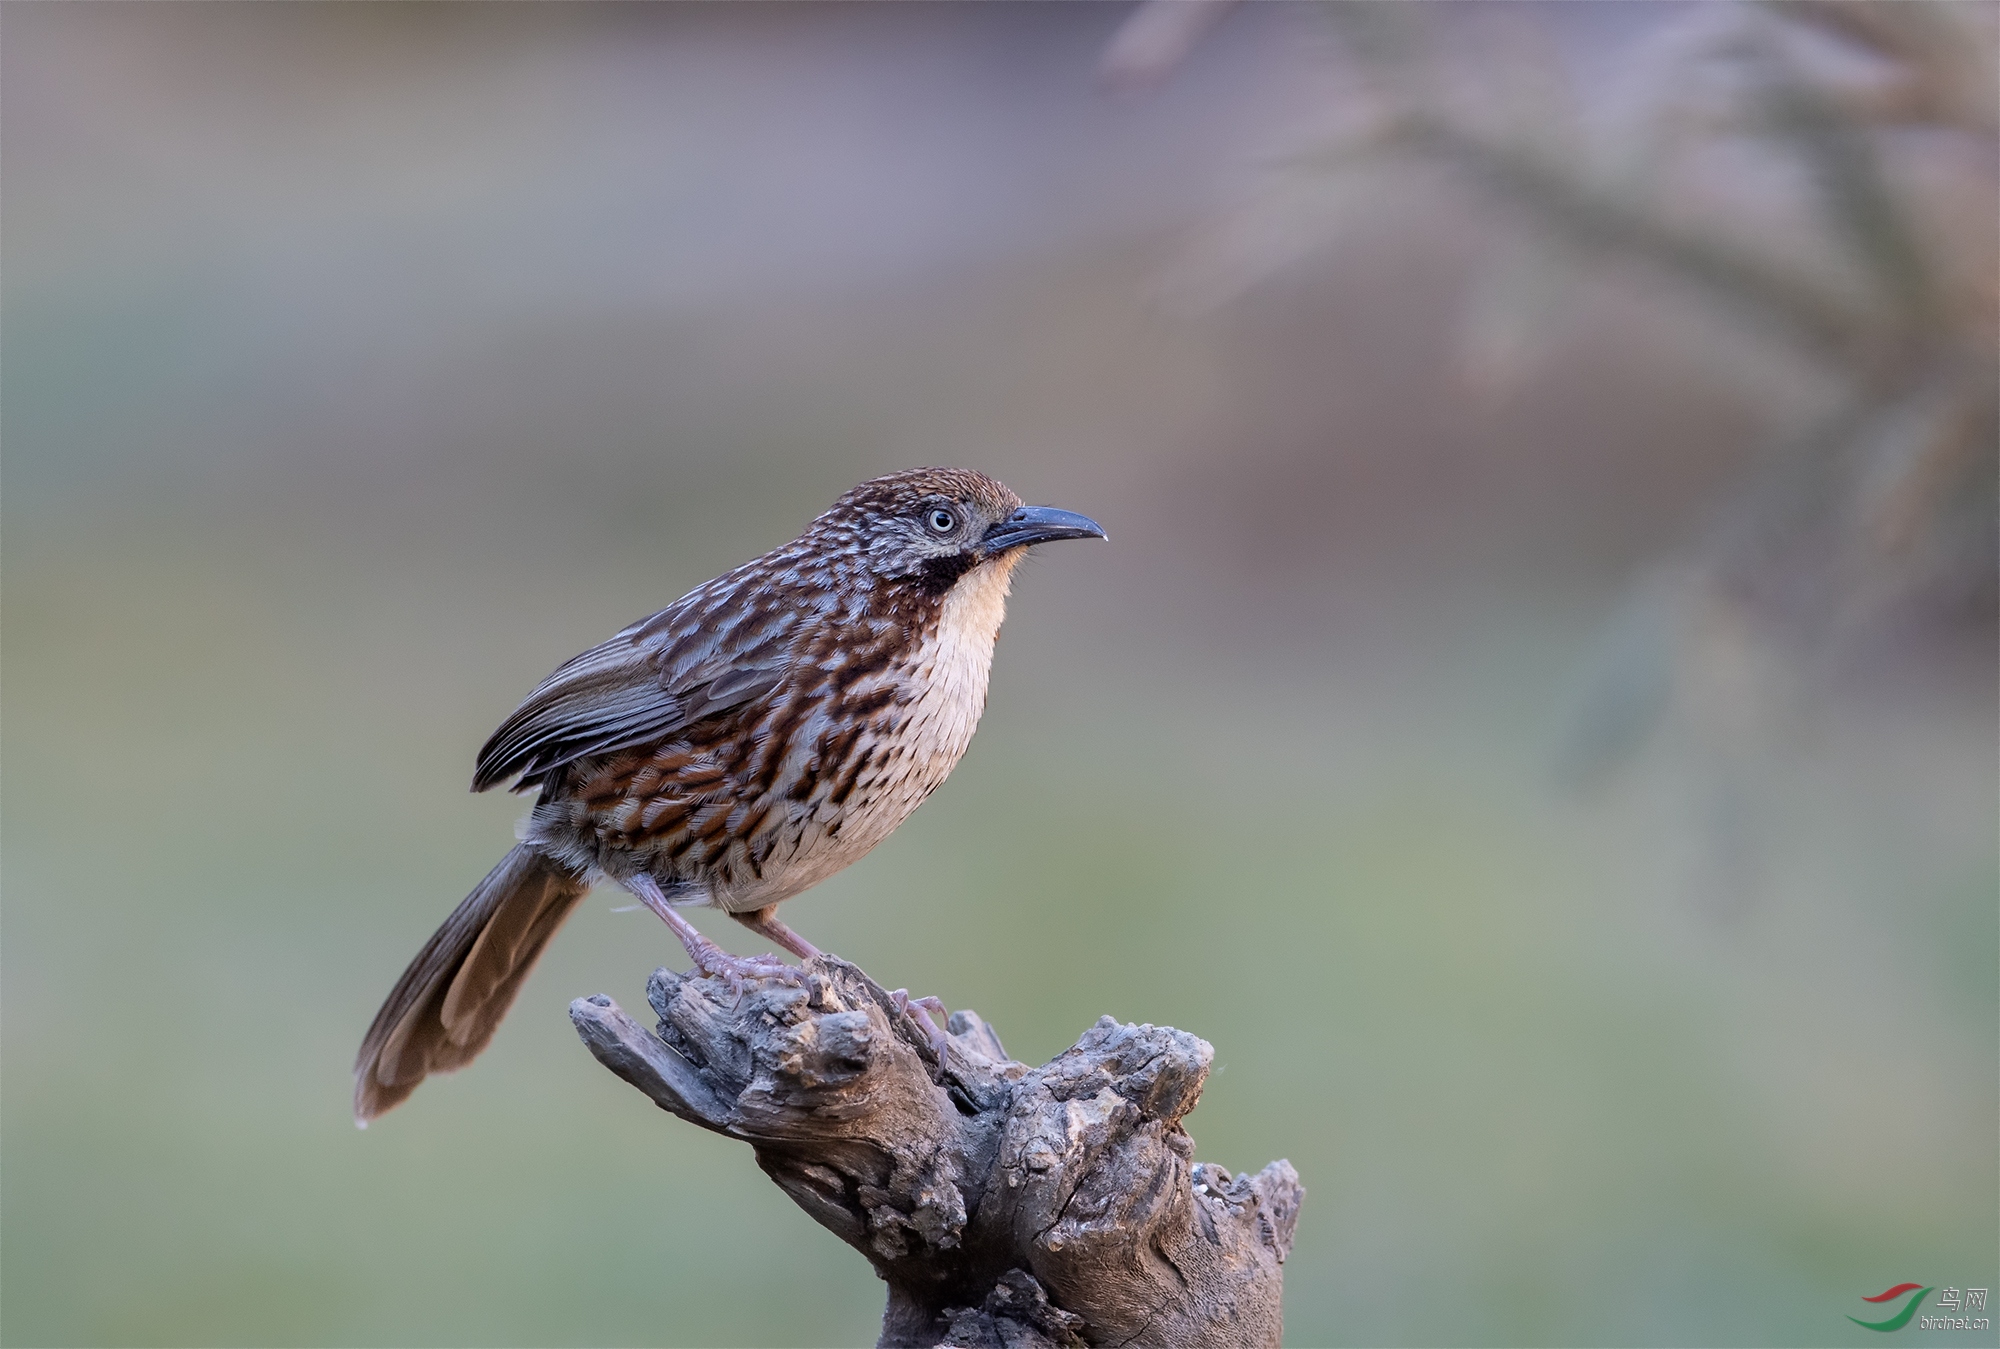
[938,551,1020,662]
[901,552,1019,767]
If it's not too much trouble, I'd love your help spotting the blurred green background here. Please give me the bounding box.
[4,4,1993,1346]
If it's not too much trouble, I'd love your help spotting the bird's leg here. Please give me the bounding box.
[889,989,952,1060]
[731,906,822,961]
[622,874,803,993]
[731,905,948,1058]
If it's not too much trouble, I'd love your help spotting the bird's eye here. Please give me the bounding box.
[926,508,958,534]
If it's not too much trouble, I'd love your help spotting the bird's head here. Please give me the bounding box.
[813,468,1105,596]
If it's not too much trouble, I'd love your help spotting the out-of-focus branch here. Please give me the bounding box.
[1377,111,1880,375]
[1099,0,1244,92]
[1771,0,2000,138]
[1109,0,1997,805]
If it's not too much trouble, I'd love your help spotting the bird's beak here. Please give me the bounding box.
[979,505,1107,555]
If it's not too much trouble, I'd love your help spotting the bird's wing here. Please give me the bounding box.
[471,592,798,793]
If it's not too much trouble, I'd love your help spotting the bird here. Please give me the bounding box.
[353,467,1104,1123]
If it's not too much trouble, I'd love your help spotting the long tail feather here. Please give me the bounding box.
[354,845,588,1123]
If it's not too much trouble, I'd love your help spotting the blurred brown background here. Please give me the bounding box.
[3,4,1993,1346]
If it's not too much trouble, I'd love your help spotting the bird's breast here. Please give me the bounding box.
[764,553,1018,883]
[547,554,1020,911]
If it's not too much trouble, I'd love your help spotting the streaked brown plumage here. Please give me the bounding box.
[354,468,1104,1123]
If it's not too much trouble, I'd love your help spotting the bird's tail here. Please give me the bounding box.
[353,844,588,1124]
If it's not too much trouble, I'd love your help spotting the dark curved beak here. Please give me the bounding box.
[979,505,1107,555]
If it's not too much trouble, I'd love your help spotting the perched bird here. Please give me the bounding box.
[354,468,1104,1123]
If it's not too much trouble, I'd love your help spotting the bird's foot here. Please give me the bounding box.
[690,942,805,997]
[623,877,806,996]
[890,990,952,1060]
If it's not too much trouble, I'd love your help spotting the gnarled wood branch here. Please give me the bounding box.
[571,957,1301,1348]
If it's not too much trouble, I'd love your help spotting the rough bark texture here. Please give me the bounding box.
[571,957,1302,1349]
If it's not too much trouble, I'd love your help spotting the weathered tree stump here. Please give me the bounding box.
[571,957,1302,1349]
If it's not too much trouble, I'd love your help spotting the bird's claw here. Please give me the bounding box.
[890,989,952,1060]
[693,946,804,996]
